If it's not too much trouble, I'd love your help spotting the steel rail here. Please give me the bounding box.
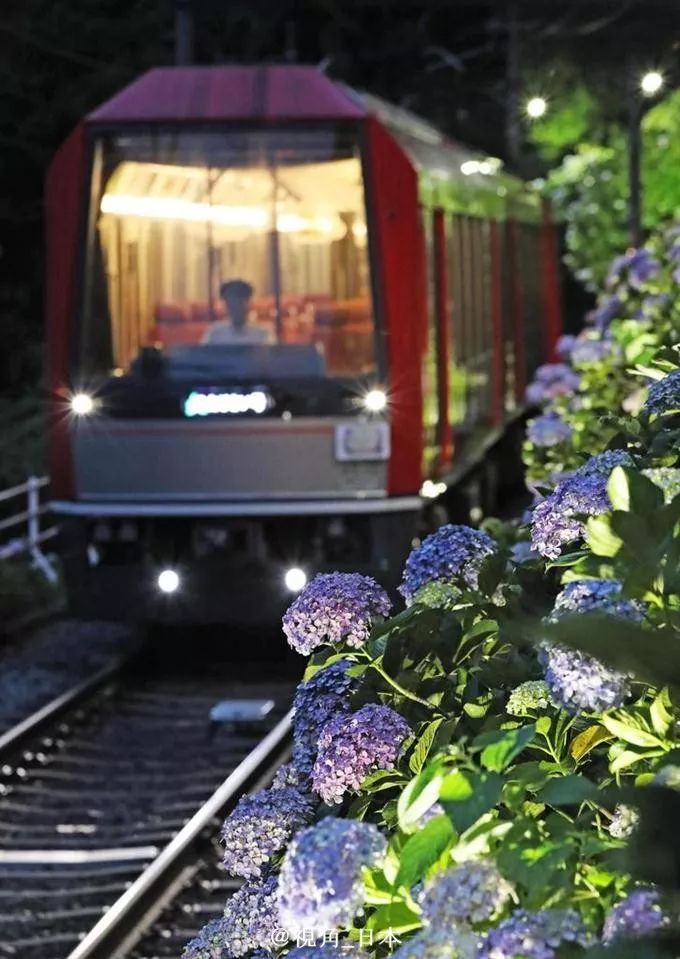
[66,707,293,959]
[0,658,127,759]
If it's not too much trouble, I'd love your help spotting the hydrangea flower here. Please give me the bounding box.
[221,786,314,879]
[478,908,588,959]
[272,761,305,790]
[555,334,576,360]
[643,370,680,418]
[643,467,680,503]
[420,861,514,926]
[292,661,356,775]
[312,704,411,804]
[391,927,480,959]
[571,334,618,366]
[283,573,391,656]
[530,450,633,559]
[400,524,496,602]
[221,875,283,956]
[607,248,660,292]
[539,580,640,714]
[602,889,665,944]
[527,412,572,448]
[525,364,581,406]
[506,681,552,716]
[608,804,639,839]
[277,817,386,935]
[591,295,622,331]
[183,919,231,959]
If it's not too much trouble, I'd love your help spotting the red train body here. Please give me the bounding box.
[46,65,561,622]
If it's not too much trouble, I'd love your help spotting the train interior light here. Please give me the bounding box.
[71,393,95,416]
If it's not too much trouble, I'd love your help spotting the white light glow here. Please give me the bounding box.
[284,567,307,593]
[184,390,269,417]
[363,389,388,413]
[420,479,447,499]
[157,569,180,594]
[71,393,95,416]
[526,96,547,119]
[461,160,480,176]
[641,71,664,96]
[100,193,359,238]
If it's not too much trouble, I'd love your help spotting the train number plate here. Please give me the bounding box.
[334,422,390,462]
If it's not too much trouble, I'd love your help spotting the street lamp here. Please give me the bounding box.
[525,96,547,119]
[628,68,666,247]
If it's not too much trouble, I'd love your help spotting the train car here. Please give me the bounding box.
[45,65,562,623]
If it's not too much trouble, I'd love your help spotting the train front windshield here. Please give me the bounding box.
[81,127,377,381]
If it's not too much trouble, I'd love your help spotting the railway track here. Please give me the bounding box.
[0,649,294,959]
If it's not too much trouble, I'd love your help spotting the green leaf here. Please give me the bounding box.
[366,901,421,935]
[607,467,664,515]
[537,774,598,806]
[393,815,455,889]
[440,770,503,833]
[650,689,673,738]
[536,716,552,736]
[570,725,613,761]
[600,716,664,749]
[474,725,536,773]
[585,515,623,557]
[409,718,445,774]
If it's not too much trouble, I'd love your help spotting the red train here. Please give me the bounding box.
[46,65,561,622]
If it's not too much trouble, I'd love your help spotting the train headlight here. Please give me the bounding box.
[71,393,95,416]
[157,569,180,594]
[363,388,387,413]
[284,567,307,593]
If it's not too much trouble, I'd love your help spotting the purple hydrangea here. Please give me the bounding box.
[391,927,480,959]
[602,889,665,944]
[643,370,680,418]
[527,412,573,448]
[183,919,231,959]
[272,761,305,790]
[530,450,633,559]
[478,908,588,959]
[591,295,623,331]
[312,704,411,804]
[221,786,314,879]
[292,661,356,775]
[221,875,283,956]
[419,861,514,926]
[555,334,577,360]
[540,580,641,714]
[283,573,391,656]
[571,334,618,366]
[607,248,660,292]
[277,817,386,935]
[525,364,581,406]
[400,524,496,602]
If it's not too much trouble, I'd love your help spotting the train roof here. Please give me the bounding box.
[85,65,539,220]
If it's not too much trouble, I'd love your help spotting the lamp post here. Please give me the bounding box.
[628,69,665,247]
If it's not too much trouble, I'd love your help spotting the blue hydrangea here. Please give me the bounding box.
[277,817,386,935]
[292,661,356,776]
[643,370,680,418]
[478,908,589,959]
[602,889,665,944]
[391,927,480,959]
[525,364,581,406]
[272,761,305,790]
[527,412,572,448]
[555,334,576,360]
[420,861,514,926]
[283,573,391,656]
[221,875,283,956]
[312,704,411,804]
[221,786,314,879]
[571,335,618,366]
[400,524,496,602]
[607,248,660,292]
[183,919,232,959]
[530,451,633,559]
[539,580,641,714]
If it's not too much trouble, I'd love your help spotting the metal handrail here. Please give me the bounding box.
[0,475,58,582]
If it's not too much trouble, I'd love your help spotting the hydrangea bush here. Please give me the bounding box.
[185,223,680,959]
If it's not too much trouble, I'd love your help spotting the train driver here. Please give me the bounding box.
[202,279,274,345]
